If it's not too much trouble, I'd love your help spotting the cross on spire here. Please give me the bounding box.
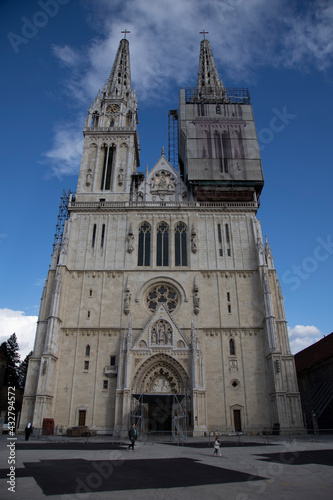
[121,29,130,39]
[200,30,209,40]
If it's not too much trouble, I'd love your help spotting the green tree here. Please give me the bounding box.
[0,333,20,386]
[18,351,33,389]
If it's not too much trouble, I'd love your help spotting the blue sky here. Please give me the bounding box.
[1,0,332,359]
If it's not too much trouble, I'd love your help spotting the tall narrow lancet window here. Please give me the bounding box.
[175,222,187,266]
[92,224,97,248]
[91,112,99,127]
[229,338,235,355]
[101,224,105,248]
[126,112,133,127]
[100,145,115,190]
[156,222,169,266]
[138,222,151,266]
[85,345,90,356]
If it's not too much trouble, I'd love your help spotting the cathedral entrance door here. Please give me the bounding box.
[233,409,242,432]
[148,395,172,432]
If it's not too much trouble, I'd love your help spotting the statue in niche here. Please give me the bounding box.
[159,174,167,189]
[127,224,134,253]
[193,291,200,315]
[263,273,270,294]
[191,227,198,254]
[86,168,92,186]
[118,168,124,186]
[124,291,131,315]
[158,321,166,344]
[151,320,172,345]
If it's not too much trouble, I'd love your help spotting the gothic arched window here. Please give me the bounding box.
[229,338,235,355]
[85,345,90,356]
[175,222,187,266]
[156,222,169,266]
[100,145,115,190]
[126,112,132,127]
[138,222,151,266]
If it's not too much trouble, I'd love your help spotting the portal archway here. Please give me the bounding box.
[131,354,190,434]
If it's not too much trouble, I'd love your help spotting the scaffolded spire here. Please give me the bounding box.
[197,35,227,101]
[103,36,132,98]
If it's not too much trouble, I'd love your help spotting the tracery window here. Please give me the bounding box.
[138,222,151,266]
[175,222,187,266]
[100,145,115,190]
[146,283,179,313]
[156,222,169,266]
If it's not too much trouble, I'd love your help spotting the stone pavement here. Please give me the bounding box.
[0,433,332,499]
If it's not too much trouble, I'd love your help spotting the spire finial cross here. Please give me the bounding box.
[121,29,130,39]
[200,30,209,40]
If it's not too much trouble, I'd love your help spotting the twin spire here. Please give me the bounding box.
[103,36,132,98]
[103,31,225,101]
[197,37,227,100]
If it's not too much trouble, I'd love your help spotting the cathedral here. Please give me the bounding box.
[20,34,304,437]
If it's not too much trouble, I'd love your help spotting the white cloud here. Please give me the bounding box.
[43,0,333,176]
[288,324,323,354]
[52,44,82,68]
[0,309,37,360]
[43,121,84,178]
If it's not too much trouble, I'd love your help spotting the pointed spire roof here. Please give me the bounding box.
[197,37,227,100]
[103,37,132,98]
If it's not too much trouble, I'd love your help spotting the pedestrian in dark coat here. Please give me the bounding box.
[127,423,137,451]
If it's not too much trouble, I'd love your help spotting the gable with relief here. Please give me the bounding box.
[132,304,188,351]
[137,154,188,202]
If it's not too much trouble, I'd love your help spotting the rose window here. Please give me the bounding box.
[146,284,179,313]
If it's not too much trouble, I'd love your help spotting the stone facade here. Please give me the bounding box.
[19,37,304,436]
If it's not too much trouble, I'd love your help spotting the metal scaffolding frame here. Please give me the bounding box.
[53,189,72,250]
[184,86,251,105]
[168,109,178,170]
[130,393,187,441]
[130,393,145,438]
[172,394,187,442]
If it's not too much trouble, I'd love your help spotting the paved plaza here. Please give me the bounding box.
[0,433,332,499]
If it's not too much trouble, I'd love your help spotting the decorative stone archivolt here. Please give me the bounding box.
[150,319,173,346]
[132,353,189,394]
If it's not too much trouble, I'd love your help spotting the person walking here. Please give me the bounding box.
[213,436,221,457]
[127,423,137,451]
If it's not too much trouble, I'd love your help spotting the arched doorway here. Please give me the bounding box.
[131,354,190,435]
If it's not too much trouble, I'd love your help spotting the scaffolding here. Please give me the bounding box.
[53,189,72,250]
[168,109,178,170]
[130,393,145,438]
[172,394,187,442]
[184,86,251,105]
[131,393,187,441]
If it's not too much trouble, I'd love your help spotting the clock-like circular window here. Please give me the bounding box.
[145,283,179,314]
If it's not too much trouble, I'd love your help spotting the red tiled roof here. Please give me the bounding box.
[294,332,333,373]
